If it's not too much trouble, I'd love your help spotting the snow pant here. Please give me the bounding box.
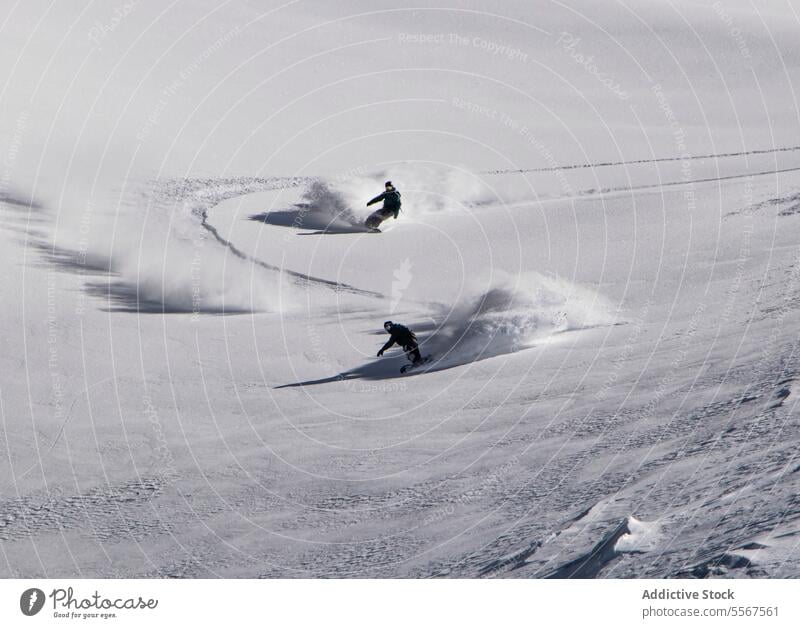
[365,208,395,229]
[403,344,422,364]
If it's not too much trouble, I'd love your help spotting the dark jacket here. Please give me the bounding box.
[367,187,402,213]
[380,323,417,353]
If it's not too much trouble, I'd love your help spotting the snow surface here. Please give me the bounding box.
[2,0,800,578]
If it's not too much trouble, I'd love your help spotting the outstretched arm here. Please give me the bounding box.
[377,337,395,356]
[367,192,386,206]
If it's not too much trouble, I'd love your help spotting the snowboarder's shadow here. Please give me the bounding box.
[296,229,371,235]
[250,207,369,235]
[276,321,443,388]
[274,356,413,388]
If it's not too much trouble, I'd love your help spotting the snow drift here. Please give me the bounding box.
[423,273,617,368]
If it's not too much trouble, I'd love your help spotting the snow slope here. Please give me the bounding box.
[1,0,800,578]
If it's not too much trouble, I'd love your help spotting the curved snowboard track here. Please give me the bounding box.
[174,177,387,301]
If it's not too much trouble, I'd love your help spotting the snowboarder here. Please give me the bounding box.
[365,181,401,231]
[377,320,422,366]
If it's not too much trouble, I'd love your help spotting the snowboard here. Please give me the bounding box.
[400,355,432,374]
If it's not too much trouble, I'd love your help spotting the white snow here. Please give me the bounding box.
[1,0,800,578]
[615,517,662,554]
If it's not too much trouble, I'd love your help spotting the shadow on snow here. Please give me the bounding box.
[274,355,414,388]
[249,205,371,235]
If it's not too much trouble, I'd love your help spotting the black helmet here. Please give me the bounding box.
[384,180,393,188]
[383,321,393,331]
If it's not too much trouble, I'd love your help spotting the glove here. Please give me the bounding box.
[377,349,384,357]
